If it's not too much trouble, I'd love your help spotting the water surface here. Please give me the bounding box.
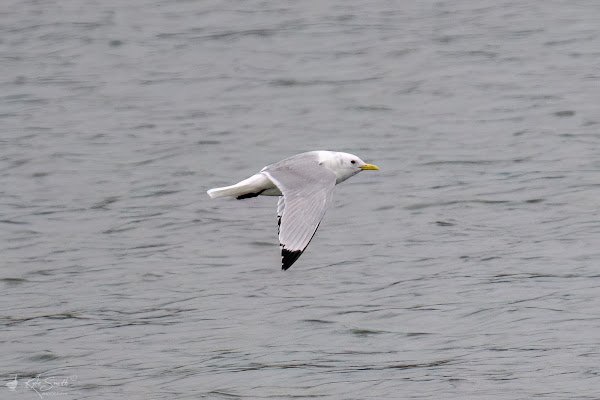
[2,0,600,398]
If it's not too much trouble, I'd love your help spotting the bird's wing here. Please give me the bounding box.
[276,196,285,234]
[262,154,337,270]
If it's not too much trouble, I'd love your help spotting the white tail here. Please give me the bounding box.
[207,184,245,198]
[207,173,275,199]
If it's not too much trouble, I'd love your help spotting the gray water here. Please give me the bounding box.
[2,0,600,398]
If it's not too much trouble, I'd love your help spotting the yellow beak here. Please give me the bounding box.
[360,163,380,171]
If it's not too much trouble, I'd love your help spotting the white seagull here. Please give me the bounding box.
[6,375,18,391]
[207,150,379,270]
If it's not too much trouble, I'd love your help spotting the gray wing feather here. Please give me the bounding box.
[262,153,336,264]
[276,196,285,234]
[277,195,285,218]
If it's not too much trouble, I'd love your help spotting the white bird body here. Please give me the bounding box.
[207,151,379,270]
[6,375,17,391]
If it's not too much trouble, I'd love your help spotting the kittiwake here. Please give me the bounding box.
[207,150,379,270]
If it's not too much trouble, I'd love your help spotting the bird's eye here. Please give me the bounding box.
[350,160,356,164]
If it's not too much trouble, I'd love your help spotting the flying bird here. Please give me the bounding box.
[207,151,379,270]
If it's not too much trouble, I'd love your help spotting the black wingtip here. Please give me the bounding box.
[281,249,303,271]
[236,189,266,200]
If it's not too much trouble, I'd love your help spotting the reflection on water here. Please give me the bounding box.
[2,0,600,398]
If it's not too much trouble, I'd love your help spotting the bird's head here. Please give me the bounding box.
[320,151,379,183]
